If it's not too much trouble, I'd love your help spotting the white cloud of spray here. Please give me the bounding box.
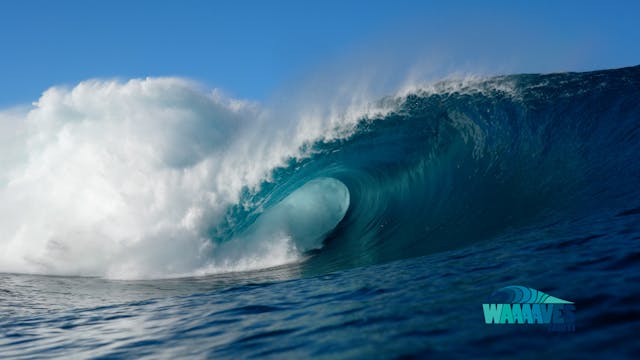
[0,77,389,279]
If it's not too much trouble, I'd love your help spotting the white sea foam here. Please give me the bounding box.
[0,77,386,279]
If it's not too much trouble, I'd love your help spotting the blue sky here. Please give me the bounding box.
[1,0,639,106]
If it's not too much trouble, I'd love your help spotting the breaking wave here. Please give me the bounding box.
[1,65,639,279]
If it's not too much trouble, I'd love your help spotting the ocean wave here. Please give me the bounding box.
[1,66,639,279]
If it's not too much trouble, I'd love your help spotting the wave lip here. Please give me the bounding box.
[254,177,350,253]
[203,177,350,274]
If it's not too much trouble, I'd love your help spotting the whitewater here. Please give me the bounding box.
[0,77,389,279]
[1,65,639,358]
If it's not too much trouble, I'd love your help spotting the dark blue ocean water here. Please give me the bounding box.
[2,66,640,358]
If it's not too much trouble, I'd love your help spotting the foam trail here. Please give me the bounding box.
[0,77,388,279]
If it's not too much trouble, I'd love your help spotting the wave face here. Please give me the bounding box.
[221,65,640,275]
[1,66,639,279]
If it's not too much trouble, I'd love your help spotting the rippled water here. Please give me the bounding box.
[2,206,639,358]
